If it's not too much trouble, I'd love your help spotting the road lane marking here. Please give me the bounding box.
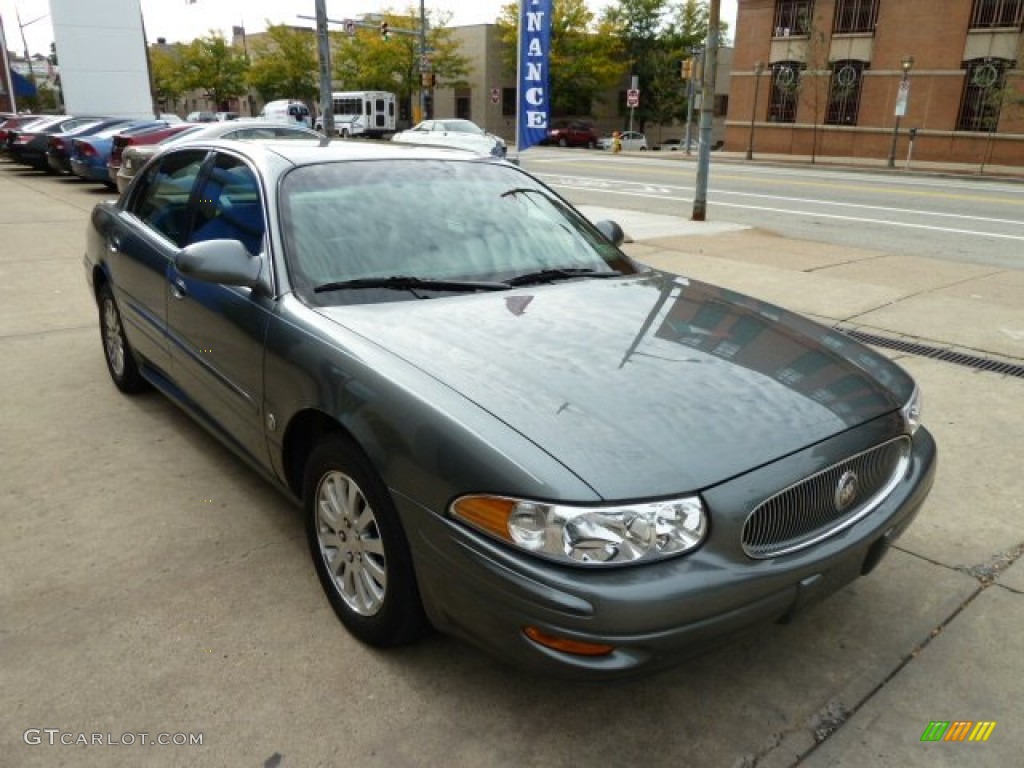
[548,182,1024,242]
[530,158,1024,206]
[540,174,1024,230]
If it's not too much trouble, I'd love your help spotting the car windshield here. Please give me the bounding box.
[439,120,484,134]
[280,159,637,305]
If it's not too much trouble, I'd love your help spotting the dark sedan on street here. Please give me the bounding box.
[83,140,935,678]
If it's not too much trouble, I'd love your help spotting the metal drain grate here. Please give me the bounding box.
[834,326,1024,379]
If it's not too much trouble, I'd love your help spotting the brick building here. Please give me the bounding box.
[725,0,1024,166]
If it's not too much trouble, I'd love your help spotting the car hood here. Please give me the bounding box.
[316,272,913,499]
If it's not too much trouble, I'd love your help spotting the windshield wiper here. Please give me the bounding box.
[504,267,620,288]
[314,275,508,294]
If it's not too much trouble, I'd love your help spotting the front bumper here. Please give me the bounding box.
[397,423,936,679]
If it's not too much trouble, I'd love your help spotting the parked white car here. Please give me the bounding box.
[596,131,649,151]
[391,119,507,158]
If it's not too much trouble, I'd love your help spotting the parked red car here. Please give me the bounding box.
[107,123,195,183]
[545,121,599,149]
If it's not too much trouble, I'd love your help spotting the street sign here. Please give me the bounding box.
[419,55,432,72]
[626,88,639,108]
[490,88,500,104]
[894,79,910,117]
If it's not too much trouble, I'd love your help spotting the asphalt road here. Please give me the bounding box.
[521,149,1024,270]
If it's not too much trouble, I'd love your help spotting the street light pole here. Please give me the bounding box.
[745,61,764,161]
[886,54,914,168]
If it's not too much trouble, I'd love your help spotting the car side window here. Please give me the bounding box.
[188,153,265,256]
[129,150,207,247]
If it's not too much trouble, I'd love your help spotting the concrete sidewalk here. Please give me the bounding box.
[593,205,1024,765]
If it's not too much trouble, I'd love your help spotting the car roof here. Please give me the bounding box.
[177,137,497,167]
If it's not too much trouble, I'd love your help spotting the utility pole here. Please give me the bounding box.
[16,11,47,107]
[419,0,428,122]
[314,0,334,136]
[691,0,720,222]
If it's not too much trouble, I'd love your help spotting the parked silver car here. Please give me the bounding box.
[116,120,322,193]
[84,140,935,678]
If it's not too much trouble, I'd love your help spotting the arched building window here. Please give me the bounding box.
[956,59,1014,131]
[826,60,868,125]
[767,61,803,122]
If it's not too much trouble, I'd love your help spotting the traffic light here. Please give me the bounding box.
[380,21,389,41]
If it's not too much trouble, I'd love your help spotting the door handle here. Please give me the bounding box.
[169,279,187,300]
[107,236,121,253]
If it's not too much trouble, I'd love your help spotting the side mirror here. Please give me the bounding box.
[176,239,267,291]
[594,219,627,246]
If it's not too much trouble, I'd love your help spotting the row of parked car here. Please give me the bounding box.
[0,112,322,193]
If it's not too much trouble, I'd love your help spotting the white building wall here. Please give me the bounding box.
[49,0,154,117]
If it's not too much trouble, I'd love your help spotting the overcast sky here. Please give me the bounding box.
[2,1,737,56]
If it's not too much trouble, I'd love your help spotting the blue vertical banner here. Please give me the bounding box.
[516,0,552,152]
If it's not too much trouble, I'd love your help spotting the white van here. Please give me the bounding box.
[259,100,312,128]
[314,91,397,138]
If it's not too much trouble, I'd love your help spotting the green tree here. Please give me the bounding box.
[247,23,319,102]
[496,0,623,118]
[179,32,249,109]
[149,44,187,111]
[603,0,722,133]
[331,8,471,121]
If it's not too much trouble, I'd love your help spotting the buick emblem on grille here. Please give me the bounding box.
[835,471,859,511]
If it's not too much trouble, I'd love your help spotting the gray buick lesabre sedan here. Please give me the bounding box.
[84,139,935,678]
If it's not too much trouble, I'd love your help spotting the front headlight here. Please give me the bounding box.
[901,384,923,435]
[451,494,707,566]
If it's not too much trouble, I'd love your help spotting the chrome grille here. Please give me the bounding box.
[741,437,911,559]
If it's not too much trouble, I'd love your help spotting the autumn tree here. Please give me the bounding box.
[496,0,623,118]
[247,24,319,103]
[792,4,830,163]
[179,32,249,109]
[331,8,471,121]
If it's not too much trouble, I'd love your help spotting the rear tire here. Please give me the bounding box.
[304,435,427,647]
[98,282,148,394]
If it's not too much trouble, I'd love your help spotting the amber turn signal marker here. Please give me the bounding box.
[523,626,615,657]
[451,496,514,541]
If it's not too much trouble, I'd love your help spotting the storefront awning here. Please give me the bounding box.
[11,70,37,98]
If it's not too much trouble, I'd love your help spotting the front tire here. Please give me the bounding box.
[98,282,148,394]
[304,435,427,647]
[558,137,567,147]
